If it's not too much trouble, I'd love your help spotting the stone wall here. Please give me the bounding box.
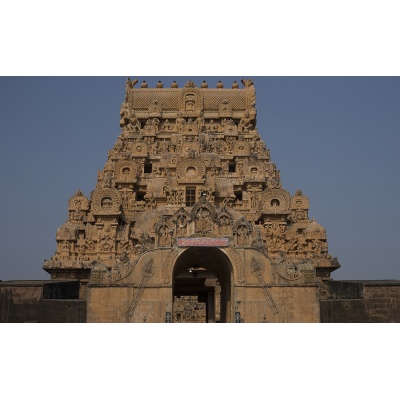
[321,281,400,323]
[87,285,171,323]
[2,278,399,323]
[0,281,86,323]
[87,284,320,323]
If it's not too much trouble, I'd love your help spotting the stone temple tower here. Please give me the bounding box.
[43,78,340,322]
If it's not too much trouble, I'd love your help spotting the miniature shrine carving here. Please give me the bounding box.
[43,78,341,323]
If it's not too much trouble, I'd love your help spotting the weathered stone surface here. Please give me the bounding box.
[0,281,86,323]
[320,281,400,322]
[40,78,343,322]
[2,78,398,323]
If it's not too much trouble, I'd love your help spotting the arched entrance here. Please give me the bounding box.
[172,247,233,323]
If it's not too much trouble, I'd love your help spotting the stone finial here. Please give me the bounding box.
[125,78,138,89]
[232,81,239,89]
[201,80,208,88]
[171,81,178,88]
[141,81,148,88]
[216,81,224,89]
[156,81,163,88]
[241,78,254,88]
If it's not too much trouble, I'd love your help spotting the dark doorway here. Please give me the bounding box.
[172,247,233,323]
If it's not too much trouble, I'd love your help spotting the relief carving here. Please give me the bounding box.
[176,158,206,180]
[237,224,249,245]
[219,100,232,117]
[261,189,291,214]
[120,103,141,133]
[195,207,213,236]
[185,93,196,112]
[286,230,307,254]
[143,118,160,134]
[224,247,245,284]
[148,100,162,115]
[176,214,188,236]
[272,252,302,281]
[176,112,185,133]
[45,78,339,292]
[160,119,175,132]
[250,257,278,314]
[126,257,155,322]
[218,215,231,236]
[264,221,286,252]
[115,160,137,183]
[91,188,121,215]
[162,250,179,284]
[239,110,253,133]
[173,208,190,237]
[233,217,253,246]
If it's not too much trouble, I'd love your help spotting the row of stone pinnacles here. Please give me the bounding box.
[43,78,340,283]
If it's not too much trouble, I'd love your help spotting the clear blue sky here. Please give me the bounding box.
[0,76,399,281]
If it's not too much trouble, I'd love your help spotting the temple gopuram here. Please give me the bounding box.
[3,78,398,323]
[41,78,341,322]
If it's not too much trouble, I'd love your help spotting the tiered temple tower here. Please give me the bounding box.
[43,78,340,322]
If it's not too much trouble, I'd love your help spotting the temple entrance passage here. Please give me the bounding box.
[172,247,233,323]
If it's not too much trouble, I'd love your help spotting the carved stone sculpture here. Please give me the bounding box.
[43,78,340,323]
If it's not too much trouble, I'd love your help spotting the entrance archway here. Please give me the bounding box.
[172,247,233,323]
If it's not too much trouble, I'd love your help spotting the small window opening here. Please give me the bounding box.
[144,162,152,174]
[186,187,196,207]
[234,191,243,201]
[229,163,236,173]
[137,192,146,202]
[271,199,280,207]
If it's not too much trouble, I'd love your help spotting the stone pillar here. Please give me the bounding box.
[207,288,215,323]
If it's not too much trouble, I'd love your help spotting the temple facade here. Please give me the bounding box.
[42,78,341,322]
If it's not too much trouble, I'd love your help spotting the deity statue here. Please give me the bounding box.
[196,113,205,133]
[158,226,170,247]
[177,214,187,236]
[195,208,212,235]
[219,215,230,235]
[237,225,249,245]
[176,113,185,133]
[120,102,131,128]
